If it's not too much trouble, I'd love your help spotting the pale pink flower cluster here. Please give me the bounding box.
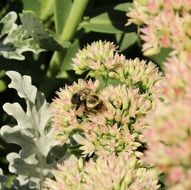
[143,100,191,190]
[51,80,152,157]
[73,41,163,96]
[142,54,191,189]
[162,55,191,100]
[51,41,163,157]
[47,41,163,189]
[127,0,191,56]
[51,79,99,143]
[72,40,118,75]
[44,153,159,190]
[129,1,191,186]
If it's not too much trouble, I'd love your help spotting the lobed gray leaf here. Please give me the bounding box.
[6,71,37,103]
[1,71,58,189]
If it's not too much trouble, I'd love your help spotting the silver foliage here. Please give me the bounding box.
[0,71,58,189]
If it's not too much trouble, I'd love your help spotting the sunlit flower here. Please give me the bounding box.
[48,37,164,189]
[73,41,163,97]
[51,79,100,144]
[44,153,160,190]
[116,58,163,96]
[72,40,118,75]
[51,41,163,157]
[73,124,142,157]
[100,85,153,125]
[44,156,84,190]
[51,80,155,157]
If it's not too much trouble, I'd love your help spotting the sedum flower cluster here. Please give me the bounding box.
[162,55,191,101]
[45,41,163,189]
[143,100,191,190]
[51,41,163,158]
[142,53,191,190]
[73,41,162,96]
[127,0,191,56]
[44,153,159,190]
[128,1,191,189]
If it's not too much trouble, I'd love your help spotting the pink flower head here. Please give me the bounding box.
[162,55,191,100]
[127,0,191,56]
[143,100,191,189]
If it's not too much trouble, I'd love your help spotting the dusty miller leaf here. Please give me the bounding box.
[7,71,37,103]
[0,71,58,190]
[0,12,43,60]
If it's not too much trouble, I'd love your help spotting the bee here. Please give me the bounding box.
[71,89,105,113]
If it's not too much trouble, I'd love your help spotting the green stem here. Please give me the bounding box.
[42,0,89,95]
[48,0,89,77]
[103,75,108,87]
[60,0,89,41]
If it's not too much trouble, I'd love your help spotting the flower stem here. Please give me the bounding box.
[60,0,89,42]
[41,0,89,95]
[48,0,89,77]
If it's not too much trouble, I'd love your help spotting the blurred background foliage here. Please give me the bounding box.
[0,0,168,180]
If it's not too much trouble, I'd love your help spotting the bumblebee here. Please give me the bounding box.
[71,89,105,113]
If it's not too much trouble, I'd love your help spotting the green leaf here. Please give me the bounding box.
[0,170,15,189]
[0,12,43,60]
[150,48,172,68]
[114,2,133,12]
[54,0,73,35]
[80,6,130,34]
[0,70,6,92]
[21,0,54,21]
[20,10,64,51]
[0,169,8,190]
[60,39,80,71]
[0,80,6,92]
[116,32,138,51]
[20,0,40,15]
